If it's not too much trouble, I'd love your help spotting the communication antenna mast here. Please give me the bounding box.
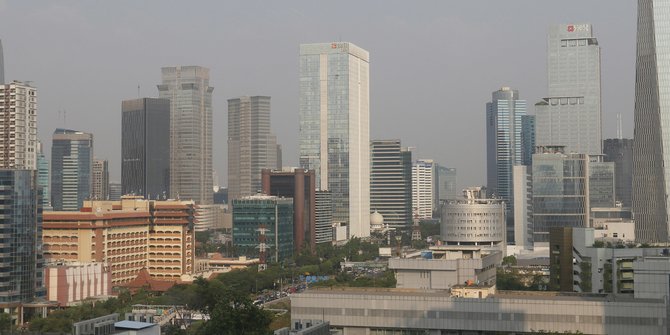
[257,224,269,271]
[617,113,623,139]
[411,211,422,241]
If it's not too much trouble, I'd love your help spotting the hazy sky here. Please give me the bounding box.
[0,1,637,189]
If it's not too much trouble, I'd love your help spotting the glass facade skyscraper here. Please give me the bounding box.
[36,142,50,210]
[604,138,633,207]
[536,24,602,155]
[228,96,278,200]
[521,115,536,166]
[0,169,45,307]
[158,66,213,205]
[588,159,615,208]
[51,128,92,211]
[370,140,412,228]
[486,87,526,232]
[299,42,370,238]
[633,0,670,243]
[532,146,588,242]
[436,165,458,201]
[121,98,170,200]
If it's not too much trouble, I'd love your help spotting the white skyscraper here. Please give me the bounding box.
[633,0,670,243]
[299,42,370,238]
[413,159,435,220]
[0,81,37,170]
[158,66,213,204]
[535,24,602,155]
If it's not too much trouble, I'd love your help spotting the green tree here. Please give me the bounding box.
[193,278,272,335]
[0,313,11,335]
[502,255,518,266]
[163,324,187,335]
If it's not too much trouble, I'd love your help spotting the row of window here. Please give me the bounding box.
[549,97,585,106]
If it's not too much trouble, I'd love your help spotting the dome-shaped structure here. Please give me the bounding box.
[370,210,384,230]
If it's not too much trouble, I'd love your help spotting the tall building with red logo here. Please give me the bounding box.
[535,24,602,155]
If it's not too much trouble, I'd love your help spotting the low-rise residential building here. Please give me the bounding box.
[45,262,111,306]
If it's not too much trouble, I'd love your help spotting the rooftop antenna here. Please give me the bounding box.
[138,84,140,98]
[617,113,623,139]
[58,109,67,127]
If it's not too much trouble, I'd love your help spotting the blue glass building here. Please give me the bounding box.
[486,87,526,240]
[232,195,294,262]
[36,142,50,210]
[0,169,45,316]
[51,128,93,211]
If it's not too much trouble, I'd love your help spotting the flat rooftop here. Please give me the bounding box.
[303,287,662,303]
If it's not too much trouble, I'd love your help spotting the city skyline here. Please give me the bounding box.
[0,1,636,189]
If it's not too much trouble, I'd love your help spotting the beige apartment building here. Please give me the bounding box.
[43,197,195,285]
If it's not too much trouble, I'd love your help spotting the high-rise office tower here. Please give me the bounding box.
[299,42,370,238]
[0,169,45,321]
[521,115,536,166]
[604,138,633,207]
[532,146,589,242]
[413,159,435,220]
[589,158,615,208]
[36,141,50,210]
[513,165,533,250]
[261,168,316,252]
[436,165,458,201]
[536,24,602,155]
[370,140,412,228]
[109,182,122,201]
[486,87,526,233]
[51,129,93,211]
[315,190,333,244]
[0,39,4,84]
[92,159,109,200]
[633,0,670,243]
[0,81,37,170]
[228,96,278,200]
[121,98,170,199]
[276,144,283,170]
[157,66,213,204]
